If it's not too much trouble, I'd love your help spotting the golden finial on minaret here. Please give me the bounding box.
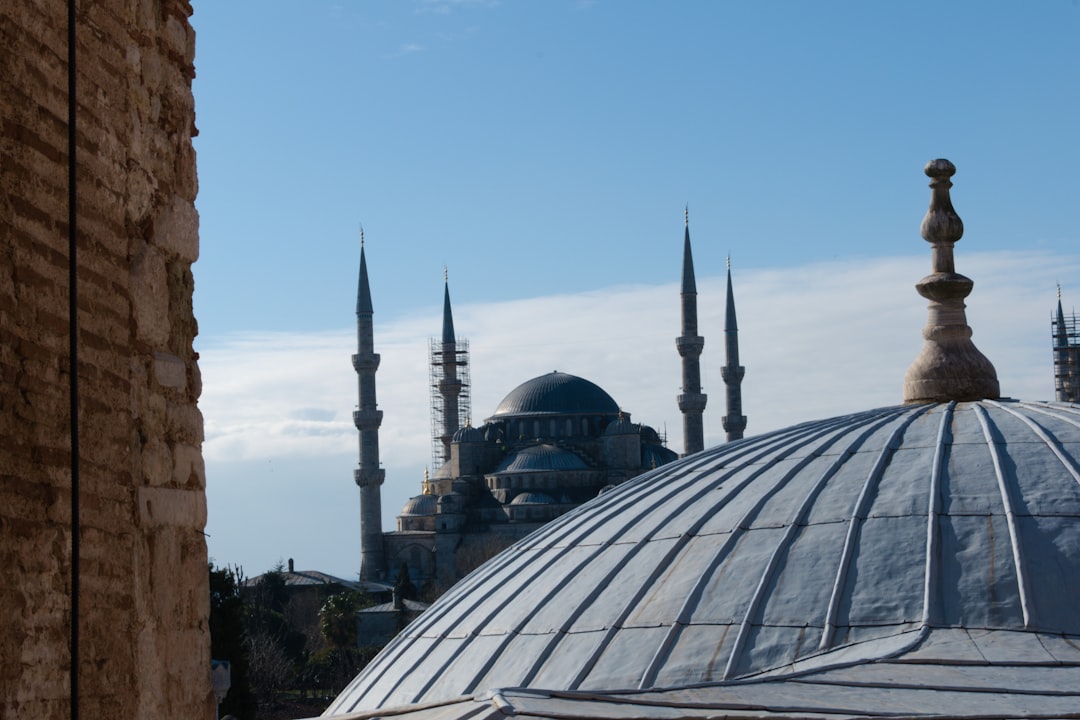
[360,224,364,248]
[443,265,449,283]
[423,467,431,495]
[684,204,689,227]
[727,253,731,271]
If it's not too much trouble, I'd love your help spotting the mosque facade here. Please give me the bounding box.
[326,160,1080,719]
[353,218,745,591]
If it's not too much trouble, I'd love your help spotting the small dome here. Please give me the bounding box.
[487,372,619,419]
[398,494,436,517]
[509,491,556,506]
[493,444,588,473]
[452,425,484,443]
[603,416,637,436]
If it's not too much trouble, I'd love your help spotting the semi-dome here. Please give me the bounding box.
[451,424,484,443]
[508,491,557,506]
[602,415,637,436]
[487,371,619,419]
[493,443,589,473]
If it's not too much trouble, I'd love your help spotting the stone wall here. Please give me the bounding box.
[1,1,212,717]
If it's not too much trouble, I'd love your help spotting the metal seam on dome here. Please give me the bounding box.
[511,462,760,690]
[718,410,912,683]
[921,402,955,628]
[659,415,887,686]
[566,410,905,692]
[427,442,765,700]
[370,449,695,676]
[973,404,1033,628]
[990,400,1080,489]
[820,405,933,650]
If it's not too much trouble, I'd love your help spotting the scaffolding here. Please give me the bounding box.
[429,337,471,471]
[1053,306,1080,403]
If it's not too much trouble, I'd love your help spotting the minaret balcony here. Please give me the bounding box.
[676,335,704,357]
[677,393,707,414]
[438,379,463,396]
[354,467,386,487]
[352,353,381,372]
[722,415,747,432]
[721,365,745,383]
[353,408,384,430]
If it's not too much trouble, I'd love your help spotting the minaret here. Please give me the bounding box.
[1053,287,1079,402]
[721,257,747,441]
[429,269,470,469]
[676,208,707,455]
[353,230,386,581]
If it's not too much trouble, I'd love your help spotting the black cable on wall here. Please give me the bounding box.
[67,1,81,719]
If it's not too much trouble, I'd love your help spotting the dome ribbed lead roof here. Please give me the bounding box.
[487,372,619,419]
[326,400,1080,715]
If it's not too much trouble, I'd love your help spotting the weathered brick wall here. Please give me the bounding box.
[1,1,211,717]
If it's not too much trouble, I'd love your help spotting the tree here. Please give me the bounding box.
[208,563,257,720]
[313,590,377,695]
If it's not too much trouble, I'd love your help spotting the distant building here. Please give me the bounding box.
[353,217,742,590]
[241,558,390,601]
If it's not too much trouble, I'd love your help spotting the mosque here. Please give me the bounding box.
[352,214,748,590]
[323,160,1080,719]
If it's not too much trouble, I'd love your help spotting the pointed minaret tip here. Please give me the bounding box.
[903,159,999,403]
[441,269,457,345]
[681,212,697,295]
[357,234,374,315]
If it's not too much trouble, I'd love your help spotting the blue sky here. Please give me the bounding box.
[191,1,1080,579]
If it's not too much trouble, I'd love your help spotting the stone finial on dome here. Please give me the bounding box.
[903,159,999,403]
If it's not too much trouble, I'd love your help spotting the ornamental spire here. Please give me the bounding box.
[903,159,999,403]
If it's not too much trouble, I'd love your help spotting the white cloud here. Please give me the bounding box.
[199,249,1079,578]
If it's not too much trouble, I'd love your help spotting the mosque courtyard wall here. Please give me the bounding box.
[1,1,212,717]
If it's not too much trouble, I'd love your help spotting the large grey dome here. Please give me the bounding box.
[325,399,1080,718]
[487,371,619,419]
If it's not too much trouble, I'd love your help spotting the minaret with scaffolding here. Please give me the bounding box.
[676,208,707,455]
[1053,287,1080,402]
[353,231,386,581]
[721,257,747,441]
[430,269,471,470]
